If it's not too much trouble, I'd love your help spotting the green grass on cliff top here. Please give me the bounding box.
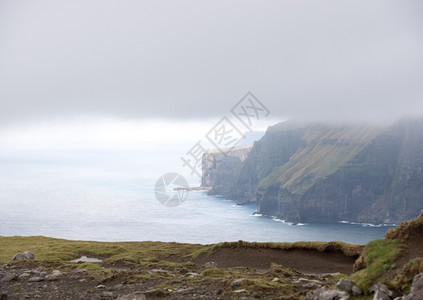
[0,236,204,265]
[258,124,383,195]
[0,236,363,265]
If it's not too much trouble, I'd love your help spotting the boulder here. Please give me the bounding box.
[11,251,34,261]
[404,272,423,300]
[46,270,62,281]
[351,285,362,296]
[370,283,393,300]
[336,278,353,293]
[306,287,349,300]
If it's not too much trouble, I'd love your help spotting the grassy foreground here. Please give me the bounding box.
[0,236,361,265]
[0,237,363,299]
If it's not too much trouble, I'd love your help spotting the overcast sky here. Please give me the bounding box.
[0,0,422,125]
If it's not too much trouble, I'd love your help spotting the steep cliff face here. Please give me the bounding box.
[229,122,307,202]
[201,146,252,196]
[203,119,423,223]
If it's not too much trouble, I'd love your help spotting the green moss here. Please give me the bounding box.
[351,239,401,293]
[201,267,225,277]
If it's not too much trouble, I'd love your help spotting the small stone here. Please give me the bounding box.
[19,273,31,279]
[185,272,199,277]
[96,285,107,289]
[1,273,17,282]
[148,268,170,274]
[74,268,87,274]
[272,277,279,282]
[175,287,194,294]
[337,278,353,293]
[117,294,146,300]
[28,277,44,282]
[101,291,114,298]
[232,278,245,287]
[203,261,218,268]
[144,288,166,297]
[252,292,261,298]
[352,285,362,296]
[302,283,319,289]
[233,289,248,293]
[113,284,123,290]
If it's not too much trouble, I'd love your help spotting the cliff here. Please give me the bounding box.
[201,145,252,197]
[202,119,423,223]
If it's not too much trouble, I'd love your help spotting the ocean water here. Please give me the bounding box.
[0,148,394,245]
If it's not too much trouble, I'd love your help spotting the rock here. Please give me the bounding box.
[45,270,62,281]
[96,285,107,289]
[117,294,146,300]
[174,287,194,294]
[303,283,319,289]
[306,287,348,300]
[23,251,34,259]
[232,278,245,287]
[252,292,261,298]
[19,273,31,280]
[0,273,17,282]
[336,278,353,293]
[370,283,393,300]
[148,268,170,275]
[404,272,423,300]
[12,251,34,261]
[352,285,362,296]
[144,288,166,297]
[203,261,218,268]
[272,277,279,282]
[185,272,199,277]
[233,289,248,293]
[28,277,44,282]
[73,268,87,274]
[100,291,114,298]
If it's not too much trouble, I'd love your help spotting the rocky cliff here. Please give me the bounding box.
[201,146,252,197]
[202,119,423,223]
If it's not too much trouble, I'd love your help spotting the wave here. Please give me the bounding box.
[250,213,263,217]
[339,220,396,227]
[272,217,307,226]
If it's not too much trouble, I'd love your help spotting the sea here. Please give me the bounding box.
[0,147,395,245]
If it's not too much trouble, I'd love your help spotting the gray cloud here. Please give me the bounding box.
[0,0,422,124]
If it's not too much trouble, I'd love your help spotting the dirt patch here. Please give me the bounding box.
[194,247,357,274]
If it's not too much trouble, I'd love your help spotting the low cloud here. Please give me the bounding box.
[0,0,422,124]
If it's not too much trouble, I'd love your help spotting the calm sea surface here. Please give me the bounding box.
[0,148,394,244]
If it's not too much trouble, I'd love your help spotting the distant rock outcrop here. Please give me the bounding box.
[201,146,252,197]
[202,118,423,223]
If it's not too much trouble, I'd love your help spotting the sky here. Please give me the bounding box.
[0,0,422,146]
